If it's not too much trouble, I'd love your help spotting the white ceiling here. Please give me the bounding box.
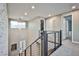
[7,3,79,21]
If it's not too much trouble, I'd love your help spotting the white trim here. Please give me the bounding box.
[72,11,79,44]
[72,13,74,43]
[72,15,79,43]
[72,40,79,44]
[62,12,73,41]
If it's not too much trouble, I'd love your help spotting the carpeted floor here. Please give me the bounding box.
[50,39,79,56]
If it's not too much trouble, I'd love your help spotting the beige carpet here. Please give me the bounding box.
[50,39,79,56]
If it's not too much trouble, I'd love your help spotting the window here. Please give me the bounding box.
[10,20,28,29]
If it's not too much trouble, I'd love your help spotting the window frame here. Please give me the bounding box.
[9,19,28,29]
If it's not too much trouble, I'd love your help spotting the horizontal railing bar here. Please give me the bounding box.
[19,36,41,55]
[48,40,59,44]
[25,36,41,50]
[19,30,62,56]
[48,30,62,55]
[46,30,60,32]
[39,30,60,34]
[47,31,60,34]
[48,44,62,56]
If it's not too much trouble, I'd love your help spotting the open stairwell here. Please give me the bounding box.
[19,30,62,56]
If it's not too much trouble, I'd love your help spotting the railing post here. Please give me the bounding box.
[41,31,48,56]
[54,32,56,49]
[40,20,48,56]
[30,45,32,56]
[60,30,62,45]
[24,50,26,56]
[40,31,43,56]
[19,53,20,56]
[44,31,48,56]
[58,32,60,44]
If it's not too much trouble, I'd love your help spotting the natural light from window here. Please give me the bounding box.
[10,21,26,29]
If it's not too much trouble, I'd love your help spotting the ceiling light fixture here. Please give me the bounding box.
[72,6,76,9]
[32,5,35,9]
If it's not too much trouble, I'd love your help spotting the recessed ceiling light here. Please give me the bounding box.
[48,14,51,17]
[24,12,28,15]
[72,6,76,9]
[32,5,35,9]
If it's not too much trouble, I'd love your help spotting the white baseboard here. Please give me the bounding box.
[72,40,79,44]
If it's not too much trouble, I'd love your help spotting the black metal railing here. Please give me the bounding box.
[19,36,41,56]
[19,30,62,56]
[47,30,62,55]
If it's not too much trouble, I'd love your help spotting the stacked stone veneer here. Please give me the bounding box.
[0,3,8,56]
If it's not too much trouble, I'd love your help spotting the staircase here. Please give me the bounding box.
[19,30,62,56]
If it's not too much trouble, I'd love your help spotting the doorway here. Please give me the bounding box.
[64,15,72,40]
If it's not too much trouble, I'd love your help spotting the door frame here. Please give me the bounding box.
[64,15,72,40]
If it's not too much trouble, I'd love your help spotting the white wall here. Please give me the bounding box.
[61,10,79,43]
[0,3,8,55]
[45,16,61,43]
[46,18,53,31]
[28,19,42,55]
[72,10,79,43]
[46,10,79,42]
[28,18,41,43]
[46,16,61,31]
[61,12,72,40]
[28,16,61,42]
[28,10,79,43]
[8,29,29,56]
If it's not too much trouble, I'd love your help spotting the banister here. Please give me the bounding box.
[25,36,41,50]
[19,30,62,56]
[19,36,41,56]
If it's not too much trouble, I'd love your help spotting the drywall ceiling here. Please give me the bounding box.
[7,3,79,21]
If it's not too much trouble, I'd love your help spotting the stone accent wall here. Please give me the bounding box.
[0,3,8,56]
